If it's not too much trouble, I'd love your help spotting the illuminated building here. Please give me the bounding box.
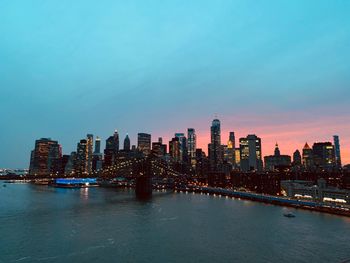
[312,142,335,171]
[92,136,103,173]
[94,136,101,154]
[208,119,223,171]
[235,148,241,168]
[302,143,313,171]
[169,137,181,162]
[239,135,263,172]
[124,134,131,151]
[86,134,93,174]
[29,138,62,176]
[152,137,167,157]
[104,130,120,168]
[175,133,188,163]
[225,132,236,166]
[76,139,88,175]
[333,135,342,169]
[187,128,196,163]
[264,143,291,172]
[137,133,151,155]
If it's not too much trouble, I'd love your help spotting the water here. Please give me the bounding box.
[1,184,349,263]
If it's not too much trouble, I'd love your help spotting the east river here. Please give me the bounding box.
[1,184,350,263]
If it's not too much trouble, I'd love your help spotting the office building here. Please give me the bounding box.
[208,119,223,171]
[333,135,342,169]
[29,138,62,176]
[138,133,151,155]
[239,134,263,172]
[264,143,291,171]
[124,134,131,151]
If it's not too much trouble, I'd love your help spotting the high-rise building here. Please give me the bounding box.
[29,138,62,176]
[65,151,77,175]
[92,136,102,173]
[175,133,188,163]
[264,143,291,172]
[208,119,223,171]
[226,132,236,166]
[302,143,313,170]
[152,137,167,157]
[292,150,302,167]
[187,128,196,160]
[124,134,131,151]
[138,133,151,155]
[169,137,181,162]
[103,130,120,168]
[312,142,335,171]
[94,136,101,154]
[333,135,342,169]
[239,134,263,172]
[76,139,88,175]
[86,134,94,174]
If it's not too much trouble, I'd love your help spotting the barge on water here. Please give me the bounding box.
[50,178,99,188]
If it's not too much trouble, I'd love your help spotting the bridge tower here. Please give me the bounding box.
[134,157,152,198]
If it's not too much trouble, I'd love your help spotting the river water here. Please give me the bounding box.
[1,184,349,263]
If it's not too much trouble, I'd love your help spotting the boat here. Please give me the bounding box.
[283,212,296,218]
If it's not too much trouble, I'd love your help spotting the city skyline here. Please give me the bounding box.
[1,0,350,167]
[1,115,350,168]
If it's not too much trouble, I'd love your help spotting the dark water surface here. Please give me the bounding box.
[1,184,349,263]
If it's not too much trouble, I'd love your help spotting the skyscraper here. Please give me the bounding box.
[113,130,119,152]
[86,134,94,174]
[302,143,313,171]
[187,128,196,160]
[76,139,88,175]
[312,142,335,171]
[226,132,236,166]
[92,137,103,173]
[138,133,151,155]
[208,119,223,171]
[169,137,181,162]
[292,150,302,166]
[333,135,342,169]
[175,133,188,163]
[94,136,101,154]
[239,134,263,172]
[29,138,62,176]
[124,134,131,151]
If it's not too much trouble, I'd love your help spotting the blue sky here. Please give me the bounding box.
[1,0,350,167]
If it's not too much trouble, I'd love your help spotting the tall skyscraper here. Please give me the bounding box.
[169,137,181,162]
[226,132,236,166]
[92,137,103,173]
[175,133,188,163]
[76,139,88,175]
[29,138,62,176]
[187,128,196,160]
[312,142,335,171]
[113,130,119,152]
[302,143,313,170]
[208,119,223,171]
[124,134,131,151]
[239,134,263,172]
[292,150,302,166]
[86,134,94,174]
[333,135,342,168]
[138,133,151,155]
[103,130,120,168]
[94,136,101,154]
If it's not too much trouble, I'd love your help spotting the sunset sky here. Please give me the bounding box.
[1,0,349,167]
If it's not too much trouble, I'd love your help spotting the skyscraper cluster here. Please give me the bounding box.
[28,118,344,177]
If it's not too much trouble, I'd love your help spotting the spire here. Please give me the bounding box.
[274,142,280,156]
[303,142,311,150]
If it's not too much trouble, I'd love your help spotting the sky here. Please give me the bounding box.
[0,0,350,168]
